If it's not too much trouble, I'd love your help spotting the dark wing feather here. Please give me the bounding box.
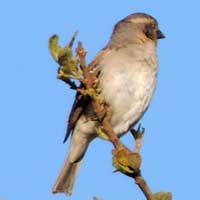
[63,91,89,143]
[63,47,110,143]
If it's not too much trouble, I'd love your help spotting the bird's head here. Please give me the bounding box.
[109,13,165,48]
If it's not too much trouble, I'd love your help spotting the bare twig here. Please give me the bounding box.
[67,31,78,48]
[58,73,78,89]
[135,175,154,200]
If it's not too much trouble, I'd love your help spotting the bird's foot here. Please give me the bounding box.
[130,123,145,153]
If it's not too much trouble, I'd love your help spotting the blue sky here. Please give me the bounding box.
[0,1,199,200]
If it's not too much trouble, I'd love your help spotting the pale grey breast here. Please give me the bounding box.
[99,43,158,136]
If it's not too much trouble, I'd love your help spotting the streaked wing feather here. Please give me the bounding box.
[63,47,110,143]
[63,91,88,143]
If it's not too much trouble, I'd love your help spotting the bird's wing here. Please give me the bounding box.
[63,47,110,143]
[88,46,109,74]
[63,91,88,143]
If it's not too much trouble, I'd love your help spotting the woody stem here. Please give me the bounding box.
[76,42,122,149]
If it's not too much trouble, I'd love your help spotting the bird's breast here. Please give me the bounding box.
[99,46,158,136]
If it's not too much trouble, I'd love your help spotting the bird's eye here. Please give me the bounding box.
[143,23,157,40]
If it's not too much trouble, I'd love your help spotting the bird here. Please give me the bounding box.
[52,12,165,196]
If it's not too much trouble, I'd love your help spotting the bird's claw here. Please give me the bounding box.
[130,123,145,153]
[137,123,145,134]
[130,123,145,140]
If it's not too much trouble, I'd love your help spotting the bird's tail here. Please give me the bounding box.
[52,157,82,195]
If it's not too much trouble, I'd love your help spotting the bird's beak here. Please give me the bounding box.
[157,29,165,39]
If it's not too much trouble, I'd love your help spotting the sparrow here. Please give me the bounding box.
[52,12,165,195]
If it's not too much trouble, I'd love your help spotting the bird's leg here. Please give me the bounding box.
[130,123,145,153]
